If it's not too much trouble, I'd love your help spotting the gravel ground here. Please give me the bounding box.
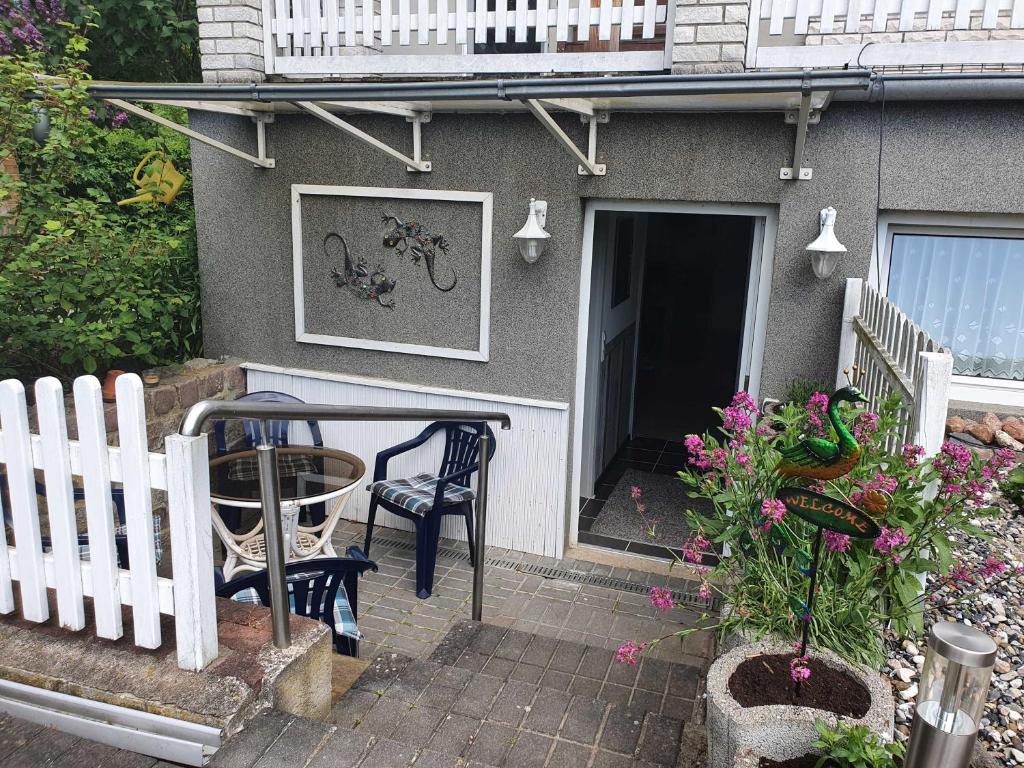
[884,489,1024,766]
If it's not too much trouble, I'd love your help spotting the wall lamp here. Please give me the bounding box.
[513,198,550,264]
[806,206,847,279]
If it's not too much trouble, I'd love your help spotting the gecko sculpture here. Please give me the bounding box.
[325,232,396,309]
[381,214,458,292]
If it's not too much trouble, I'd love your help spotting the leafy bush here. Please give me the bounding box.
[662,391,1017,667]
[0,31,202,381]
[812,721,904,768]
[784,379,833,407]
[1003,465,1024,511]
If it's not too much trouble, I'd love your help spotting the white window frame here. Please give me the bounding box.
[872,211,1024,407]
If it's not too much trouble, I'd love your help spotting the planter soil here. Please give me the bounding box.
[730,654,871,718]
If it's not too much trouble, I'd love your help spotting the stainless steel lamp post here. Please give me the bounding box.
[904,622,997,768]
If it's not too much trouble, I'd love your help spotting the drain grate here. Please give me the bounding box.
[515,562,717,610]
[366,535,717,610]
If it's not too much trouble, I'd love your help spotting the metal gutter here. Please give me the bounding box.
[87,70,874,103]
[838,72,1024,102]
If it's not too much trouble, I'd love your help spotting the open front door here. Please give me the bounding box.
[590,212,645,480]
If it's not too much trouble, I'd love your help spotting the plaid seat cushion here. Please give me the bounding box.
[368,472,476,516]
[228,454,317,482]
[231,572,360,640]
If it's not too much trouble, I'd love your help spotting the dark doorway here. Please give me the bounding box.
[578,209,757,559]
[632,213,755,441]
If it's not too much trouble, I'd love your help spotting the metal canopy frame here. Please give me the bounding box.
[90,71,878,178]
[523,99,607,176]
[105,98,275,169]
[297,101,432,172]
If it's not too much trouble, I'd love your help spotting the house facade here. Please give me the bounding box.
[138,0,1024,559]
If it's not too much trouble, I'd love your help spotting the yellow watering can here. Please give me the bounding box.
[117,151,185,207]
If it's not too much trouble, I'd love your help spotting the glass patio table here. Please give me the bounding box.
[208,446,366,579]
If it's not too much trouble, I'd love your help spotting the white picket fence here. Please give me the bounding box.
[263,0,670,74]
[836,278,953,456]
[750,0,1024,68]
[0,374,217,671]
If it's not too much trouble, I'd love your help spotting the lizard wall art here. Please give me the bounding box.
[380,213,458,292]
[325,232,397,309]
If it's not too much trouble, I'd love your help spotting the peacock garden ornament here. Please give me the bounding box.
[777,386,870,481]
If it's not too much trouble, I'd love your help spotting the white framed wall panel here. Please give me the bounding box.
[244,364,570,558]
[291,184,493,362]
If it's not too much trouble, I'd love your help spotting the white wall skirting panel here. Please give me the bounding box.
[244,364,571,559]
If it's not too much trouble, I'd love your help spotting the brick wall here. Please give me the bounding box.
[198,0,266,83]
[671,0,750,73]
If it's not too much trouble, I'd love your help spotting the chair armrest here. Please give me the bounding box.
[373,429,434,481]
[343,545,379,574]
[432,464,479,508]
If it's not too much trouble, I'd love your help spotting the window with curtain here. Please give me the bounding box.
[887,231,1024,381]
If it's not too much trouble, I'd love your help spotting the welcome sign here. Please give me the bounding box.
[778,487,881,540]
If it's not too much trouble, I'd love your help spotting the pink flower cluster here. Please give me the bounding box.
[851,472,899,507]
[874,526,911,563]
[823,530,851,553]
[631,485,643,500]
[684,434,711,471]
[758,498,786,532]
[980,556,1008,579]
[649,586,674,613]
[935,440,974,495]
[805,392,831,437]
[789,656,812,682]
[723,391,758,433]
[615,640,647,666]
[682,533,711,565]
[698,581,712,601]
[111,111,130,128]
[0,0,64,54]
[853,411,880,442]
[902,443,926,469]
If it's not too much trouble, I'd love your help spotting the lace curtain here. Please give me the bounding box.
[888,232,1024,381]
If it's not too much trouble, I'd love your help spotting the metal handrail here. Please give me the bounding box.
[180,400,511,648]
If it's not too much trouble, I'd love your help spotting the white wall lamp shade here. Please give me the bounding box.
[513,198,550,264]
[806,206,847,279]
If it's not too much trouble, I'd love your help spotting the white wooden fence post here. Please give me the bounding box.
[115,374,162,649]
[35,377,86,631]
[836,277,863,390]
[0,380,49,622]
[165,433,219,671]
[73,375,124,640]
[911,351,954,457]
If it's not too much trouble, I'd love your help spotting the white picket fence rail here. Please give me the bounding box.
[836,278,953,456]
[0,374,217,671]
[749,0,1024,68]
[263,0,670,74]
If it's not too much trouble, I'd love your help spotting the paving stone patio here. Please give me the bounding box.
[334,520,714,668]
[0,522,715,767]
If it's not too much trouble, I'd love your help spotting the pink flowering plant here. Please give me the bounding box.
[629,390,1018,668]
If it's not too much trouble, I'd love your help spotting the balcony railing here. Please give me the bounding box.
[262,0,671,75]
[749,0,1024,68]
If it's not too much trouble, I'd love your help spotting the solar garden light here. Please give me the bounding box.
[513,198,550,264]
[904,622,997,768]
[806,206,846,279]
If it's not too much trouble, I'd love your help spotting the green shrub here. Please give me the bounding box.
[0,33,201,381]
[812,721,904,768]
[1003,465,1024,511]
[664,392,1015,667]
[784,379,833,407]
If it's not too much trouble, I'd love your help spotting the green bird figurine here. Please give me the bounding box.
[777,386,870,481]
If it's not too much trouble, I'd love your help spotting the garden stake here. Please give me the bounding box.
[795,526,824,699]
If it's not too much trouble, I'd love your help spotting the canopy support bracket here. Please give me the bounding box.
[296,101,432,173]
[104,98,275,169]
[780,85,826,181]
[523,99,607,176]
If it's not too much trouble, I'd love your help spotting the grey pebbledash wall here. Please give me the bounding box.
[189,100,1024,407]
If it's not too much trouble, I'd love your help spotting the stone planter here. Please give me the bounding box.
[707,639,894,768]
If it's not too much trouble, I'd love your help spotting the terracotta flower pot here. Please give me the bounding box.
[101,369,126,403]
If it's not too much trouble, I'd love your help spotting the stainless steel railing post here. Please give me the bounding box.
[471,430,490,622]
[255,437,291,649]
